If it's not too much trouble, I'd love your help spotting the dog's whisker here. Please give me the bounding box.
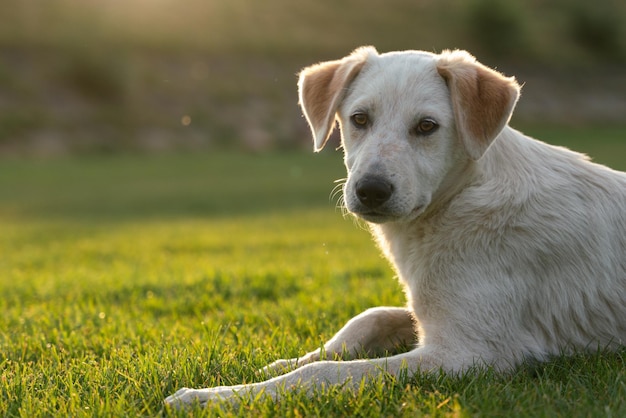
[330,178,348,217]
[330,183,366,229]
[330,178,346,191]
[330,183,344,202]
[329,179,365,227]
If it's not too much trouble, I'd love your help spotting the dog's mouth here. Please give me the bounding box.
[354,204,425,224]
[354,210,390,223]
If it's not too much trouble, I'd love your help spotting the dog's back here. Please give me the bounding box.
[495,128,626,356]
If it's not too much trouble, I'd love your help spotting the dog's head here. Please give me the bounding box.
[299,47,520,223]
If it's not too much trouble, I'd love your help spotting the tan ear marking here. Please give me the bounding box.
[298,47,374,151]
[437,50,520,160]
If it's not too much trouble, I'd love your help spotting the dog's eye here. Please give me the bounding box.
[351,112,369,128]
[414,118,438,135]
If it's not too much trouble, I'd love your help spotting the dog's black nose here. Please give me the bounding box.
[356,177,393,208]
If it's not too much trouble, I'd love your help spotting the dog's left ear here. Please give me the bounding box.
[437,50,520,160]
[298,47,374,151]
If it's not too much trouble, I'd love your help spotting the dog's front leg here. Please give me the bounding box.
[165,345,448,408]
[262,306,416,375]
[165,360,365,408]
[165,307,416,408]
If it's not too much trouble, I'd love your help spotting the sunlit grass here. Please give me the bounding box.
[0,211,397,416]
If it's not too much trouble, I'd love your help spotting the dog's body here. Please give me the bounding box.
[165,48,626,407]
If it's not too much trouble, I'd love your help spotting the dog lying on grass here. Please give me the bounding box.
[165,47,626,407]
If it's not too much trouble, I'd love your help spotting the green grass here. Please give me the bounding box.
[1,135,625,416]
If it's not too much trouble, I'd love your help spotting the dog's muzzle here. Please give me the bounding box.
[348,175,427,223]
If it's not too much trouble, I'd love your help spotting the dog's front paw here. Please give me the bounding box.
[260,358,299,376]
[164,387,210,408]
[164,386,238,408]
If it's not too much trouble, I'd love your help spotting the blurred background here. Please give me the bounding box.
[1,0,625,157]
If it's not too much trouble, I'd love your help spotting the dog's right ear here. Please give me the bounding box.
[437,50,520,160]
[298,47,374,151]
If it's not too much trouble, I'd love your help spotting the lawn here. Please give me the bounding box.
[1,130,625,416]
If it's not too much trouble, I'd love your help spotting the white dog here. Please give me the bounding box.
[165,47,626,407]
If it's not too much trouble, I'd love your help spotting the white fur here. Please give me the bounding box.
[165,48,626,408]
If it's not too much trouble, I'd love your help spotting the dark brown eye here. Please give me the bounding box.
[351,112,369,128]
[415,118,438,135]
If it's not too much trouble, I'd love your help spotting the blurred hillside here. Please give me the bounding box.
[1,0,625,156]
